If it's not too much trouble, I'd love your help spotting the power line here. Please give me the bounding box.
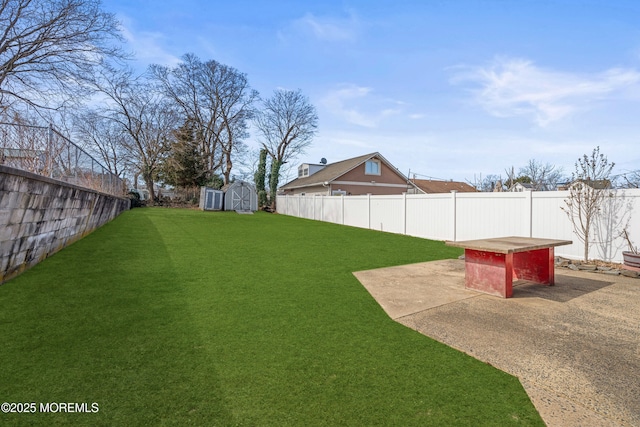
[409,171,450,181]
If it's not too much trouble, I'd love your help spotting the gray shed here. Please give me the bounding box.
[199,187,224,211]
[223,180,258,212]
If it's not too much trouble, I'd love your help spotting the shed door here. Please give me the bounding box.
[205,190,214,210]
[231,185,251,211]
[213,192,223,210]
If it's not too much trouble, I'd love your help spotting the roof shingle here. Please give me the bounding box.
[281,153,379,190]
[411,179,477,193]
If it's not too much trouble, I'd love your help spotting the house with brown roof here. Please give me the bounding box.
[410,179,477,194]
[280,152,416,196]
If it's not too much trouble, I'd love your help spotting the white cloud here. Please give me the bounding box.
[118,15,181,67]
[320,84,403,127]
[452,57,640,126]
[279,11,361,43]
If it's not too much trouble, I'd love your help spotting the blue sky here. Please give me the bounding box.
[102,0,640,184]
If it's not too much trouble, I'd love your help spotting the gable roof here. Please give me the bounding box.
[508,182,534,191]
[221,180,256,192]
[411,179,477,194]
[281,152,409,190]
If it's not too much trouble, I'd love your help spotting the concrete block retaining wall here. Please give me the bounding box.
[0,165,130,284]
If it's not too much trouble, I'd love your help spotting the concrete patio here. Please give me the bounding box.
[354,259,640,427]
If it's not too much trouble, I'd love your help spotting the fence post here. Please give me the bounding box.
[341,194,345,225]
[403,192,407,235]
[367,193,371,229]
[47,124,54,177]
[451,190,458,241]
[526,190,533,237]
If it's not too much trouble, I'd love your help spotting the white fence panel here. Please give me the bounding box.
[455,193,529,241]
[592,189,640,261]
[343,196,369,229]
[531,191,577,258]
[277,188,640,263]
[370,195,404,234]
[321,196,343,224]
[589,189,640,261]
[405,194,453,240]
[279,195,293,216]
[297,196,313,219]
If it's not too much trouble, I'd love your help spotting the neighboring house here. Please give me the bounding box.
[410,179,477,194]
[280,152,416,196]
[508,182,534,192]
[557,179,612,191]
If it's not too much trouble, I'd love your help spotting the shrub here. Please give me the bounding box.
[128,191,145,208]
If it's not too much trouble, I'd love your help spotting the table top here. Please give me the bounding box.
[445,236,573,254]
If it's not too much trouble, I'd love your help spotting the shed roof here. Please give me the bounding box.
[222,180,256,192]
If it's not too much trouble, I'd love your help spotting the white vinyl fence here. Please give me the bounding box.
[277,189,640,263]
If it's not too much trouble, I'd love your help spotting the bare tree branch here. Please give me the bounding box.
[518,159,565,191]
[0,0,127,112]
[562,146,616,261]
[255,88,318,165]
[150,53,258,184]
[95,66,178,203]
[254,88,318,207]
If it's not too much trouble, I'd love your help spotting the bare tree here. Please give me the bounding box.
[0,0,126,112]
[254,89,318,205]
[467,174,503,192]
[519,159,565,191]
[504,166,516,189]
[73,110,128,178]
[620,170,640,189]
[96,67,178,203]
[150,54,258,184]
[562,146,615,261]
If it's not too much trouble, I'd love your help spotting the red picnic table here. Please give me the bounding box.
[446,236,573,298]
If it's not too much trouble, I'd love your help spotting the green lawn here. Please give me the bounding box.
[0,208,544,426]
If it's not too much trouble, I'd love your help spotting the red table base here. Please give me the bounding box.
[464,247,555,298]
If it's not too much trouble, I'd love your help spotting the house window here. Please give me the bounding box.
[365,159,381,175]
[298,165,309,177]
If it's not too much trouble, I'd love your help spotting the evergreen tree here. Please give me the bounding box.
[254,149,268,209]
[161,118,208,188]
[268,158,282,210]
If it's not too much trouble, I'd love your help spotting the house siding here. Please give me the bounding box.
[339,159,407,185]
[330,183,409,195]
[282,185,328,196]
[280,153,412,196]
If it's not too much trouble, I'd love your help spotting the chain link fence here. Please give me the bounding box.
[0,122,124,196]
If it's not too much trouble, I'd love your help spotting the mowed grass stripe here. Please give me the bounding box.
[0,208,543,426]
